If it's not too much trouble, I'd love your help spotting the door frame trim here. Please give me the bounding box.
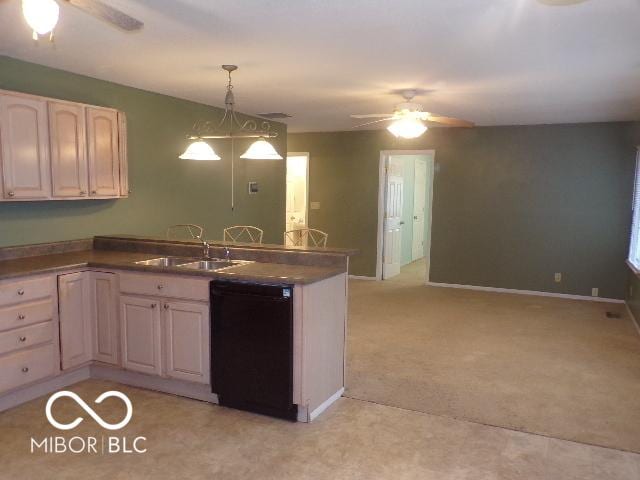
[285,152,310,241]
[376,150,436,281]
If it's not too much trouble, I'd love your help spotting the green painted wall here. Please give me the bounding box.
[289,123,638,298]
[0,56,287,246]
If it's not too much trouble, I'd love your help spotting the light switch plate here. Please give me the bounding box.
[310,201,320,210]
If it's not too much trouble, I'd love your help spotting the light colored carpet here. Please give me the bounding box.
[347,260,640,453]
[2,379,639,479]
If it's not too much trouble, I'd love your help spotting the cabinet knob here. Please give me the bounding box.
[18,313,25,320]
[17,289,24,296]
[157,284,164,290]
[91,190,97,195]
[19,336,26,342]
[151,303,157,309]
[79,191,87,196]
[7,191,15,197]
[22,367,29,373]
[164,304,170,310]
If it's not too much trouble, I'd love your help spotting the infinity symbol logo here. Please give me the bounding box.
[45,391,133,431]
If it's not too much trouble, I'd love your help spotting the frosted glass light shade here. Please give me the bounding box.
[179,140,221,161]
[387,118,428,139]
[22,0,60,36]
[240,138,283,160]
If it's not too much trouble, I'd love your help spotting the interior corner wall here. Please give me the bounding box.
[288,123,639,299]
[0,55,287,247]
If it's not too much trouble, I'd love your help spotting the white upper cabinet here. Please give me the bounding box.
[0,90,128,202]
[49,101,88,198]
[0,94,51,199]
[86,106,120,197]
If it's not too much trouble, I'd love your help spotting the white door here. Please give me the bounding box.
[58,272,93,369]
[49,101,88,198]
[91,272,119,365]
[383,156,404,279]
[285,153,309,245]
[412,158,427,260]
[120,295,162,376]
[164,300,209,384]
[86,106,120,197]
[0,94,51,199]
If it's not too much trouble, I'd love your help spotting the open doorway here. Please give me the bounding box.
[376,150,435,282]
[285,152,309,246]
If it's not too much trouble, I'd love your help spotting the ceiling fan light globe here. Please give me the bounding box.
[240,138,283,160]
[179,141,221,161]
[22,0,60,36]
[387,118,428,139]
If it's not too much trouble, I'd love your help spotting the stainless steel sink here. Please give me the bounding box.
[134,257,196,267]
[178,259,252,271]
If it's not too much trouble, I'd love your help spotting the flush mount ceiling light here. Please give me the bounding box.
[178,140,221,161]
[22,0,60,40]
[387,117,428,139]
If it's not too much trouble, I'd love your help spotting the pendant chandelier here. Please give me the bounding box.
[179,65,282,161]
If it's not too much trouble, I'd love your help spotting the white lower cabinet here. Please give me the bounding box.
[120,295,162,376]
[91,272,119,365]
[58,272,93,369]
[164,300,209,384]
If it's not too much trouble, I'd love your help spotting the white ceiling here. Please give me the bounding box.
[1,0,639,132]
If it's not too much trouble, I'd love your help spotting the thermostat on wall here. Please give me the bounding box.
[248,182,259,194]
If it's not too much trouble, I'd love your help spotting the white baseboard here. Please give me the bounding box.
[90,364,219,404]
[309,387,344,422]
[425,281,624,303]
[0,366,91,413]
[349,275,377,281]
[624,302,640,336]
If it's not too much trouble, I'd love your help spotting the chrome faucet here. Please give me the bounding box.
[224,246,231,261]
[199,238,212,259]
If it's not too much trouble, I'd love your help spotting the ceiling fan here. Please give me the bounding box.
[350,90,474,139]
[22,0,143,41]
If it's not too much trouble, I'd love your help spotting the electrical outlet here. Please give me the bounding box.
[554,273,562,283]
[310,201,321,210]
[592,288,599,297]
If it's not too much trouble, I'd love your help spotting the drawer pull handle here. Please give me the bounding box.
[18,314,25,320]
[151,303,157,309]
[17,289,24,296]
[19,336,26,342]
[22,367,29,373]
[157,284,164,290]
[8,191,15,197]
[164,304,170,310]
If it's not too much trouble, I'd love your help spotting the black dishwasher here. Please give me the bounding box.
[210,281,297,421]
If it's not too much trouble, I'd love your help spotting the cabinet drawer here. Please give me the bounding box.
[0,321,54,356]
[0,276,54,307]
[0,298,54,331]
[0,343,57,393]
[119,272,209,301]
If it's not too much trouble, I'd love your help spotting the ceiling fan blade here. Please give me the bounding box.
[353,118,394,128]
[426,115,475,127]
[350,114,393,119]
[65,0,144,31]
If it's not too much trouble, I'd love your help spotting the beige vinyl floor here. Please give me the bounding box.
[1,379,639,479]
[347,259,640,454]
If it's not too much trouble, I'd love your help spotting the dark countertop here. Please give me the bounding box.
[0,250,346,285]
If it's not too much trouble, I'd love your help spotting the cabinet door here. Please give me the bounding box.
[58,272,93,369]
[49,102,88,198]
[164,301,209,384]
[86,106,120,197]
[91,272,119,365]
[120,295,162,375]
[0,94,51,199]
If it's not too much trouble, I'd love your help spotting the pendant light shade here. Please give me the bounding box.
[179,140,221,161]
[240,138,283,160]
[22,0,59,36]
[387,118,428,139]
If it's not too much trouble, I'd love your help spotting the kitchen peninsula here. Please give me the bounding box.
[0,235,355,422]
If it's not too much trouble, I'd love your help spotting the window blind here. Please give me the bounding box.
[628,149,640,269]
